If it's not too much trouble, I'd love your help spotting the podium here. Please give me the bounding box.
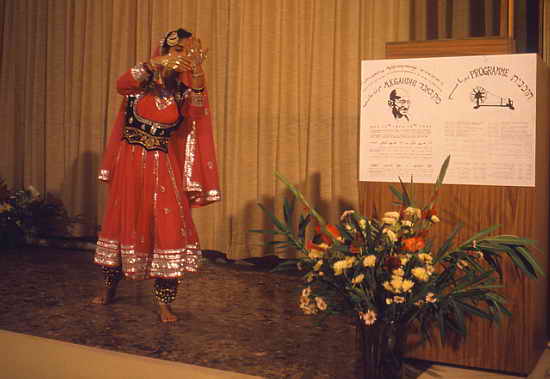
[358,39,549,375]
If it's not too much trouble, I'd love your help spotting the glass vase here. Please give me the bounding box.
[357,318,407,379]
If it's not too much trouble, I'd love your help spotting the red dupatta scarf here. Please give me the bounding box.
[99,46,221,208]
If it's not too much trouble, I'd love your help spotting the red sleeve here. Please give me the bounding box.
[116,63,152,96]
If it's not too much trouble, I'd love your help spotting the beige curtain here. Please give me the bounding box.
[0,0,410,259]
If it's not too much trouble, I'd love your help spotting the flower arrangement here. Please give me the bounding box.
[0,178,75,248]
[253,157,543,378]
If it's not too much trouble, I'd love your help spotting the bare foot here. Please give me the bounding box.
[159,303,178,323]
[91,287,117,305]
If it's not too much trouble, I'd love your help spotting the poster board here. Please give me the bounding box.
[360,54,537,187]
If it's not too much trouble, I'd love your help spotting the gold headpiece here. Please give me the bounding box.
[165,31,179,47]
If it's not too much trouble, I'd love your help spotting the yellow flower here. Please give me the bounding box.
[385,298,393,305]
[400,255,410,266]
[389,275,404,293]
[315,297,327,311]
[392,268,404,276]
[344,256,357,267]
[333,260,347,276]
[358,219,367,229]
[352,274,365,284]
[417,253,433,264]
[0,203,13,213]
[430,215,440,223]
[313,260,323,271]
[401,220,413,227]
[402,279,415,292]
[382,281,393,292]
[412,267,429,281]
[363,255,376,267]
[403,207,422,219]
[383,228,398,242]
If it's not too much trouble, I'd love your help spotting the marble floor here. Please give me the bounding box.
[0,247,548,378]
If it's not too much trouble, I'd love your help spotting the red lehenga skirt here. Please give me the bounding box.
[94,141,200,280]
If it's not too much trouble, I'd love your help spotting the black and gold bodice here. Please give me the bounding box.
[123,85,188,153]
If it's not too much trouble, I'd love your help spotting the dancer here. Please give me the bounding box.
[92,29,220,322]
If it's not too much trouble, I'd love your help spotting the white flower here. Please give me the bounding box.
[352,274,365,284]
[384,211,400,220]
[340,209,355,221]
[302,287,312,298]
[360,310,377,326]
[300,302,318,314]
[363,255,376,267]
[393,296,406,303]
[426,292,437,303]
[383,228,398,242]
[401,220,413,227]
[27,185,40,199]
[430,215,440,223]
[315,297,327,311]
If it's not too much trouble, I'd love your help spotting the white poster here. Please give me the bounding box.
[360,53,537,187]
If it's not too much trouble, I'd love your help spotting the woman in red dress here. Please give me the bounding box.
[92,29,220,322]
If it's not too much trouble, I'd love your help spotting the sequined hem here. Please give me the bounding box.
[94,238,201,279]
[190,189,221,206]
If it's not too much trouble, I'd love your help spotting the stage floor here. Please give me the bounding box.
[0,247,547,378]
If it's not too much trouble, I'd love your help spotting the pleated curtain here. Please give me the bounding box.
[0,0,410,260]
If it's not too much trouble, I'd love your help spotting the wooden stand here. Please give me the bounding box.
[359,39,549,375]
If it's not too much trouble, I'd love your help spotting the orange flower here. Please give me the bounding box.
[315,224,342,244]
[422,208,437,219]
[402,237,425,252]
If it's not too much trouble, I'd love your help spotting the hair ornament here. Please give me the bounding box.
[165,31,179,47]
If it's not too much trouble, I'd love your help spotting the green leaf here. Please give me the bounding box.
[249,229,282,235]
[389,185,406,204]
[283,196,295,226]
[434,223,463,263]
[257,203,288,234]
[455,300,495,321]
[458,224,501,249]
[271,259,299,272]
